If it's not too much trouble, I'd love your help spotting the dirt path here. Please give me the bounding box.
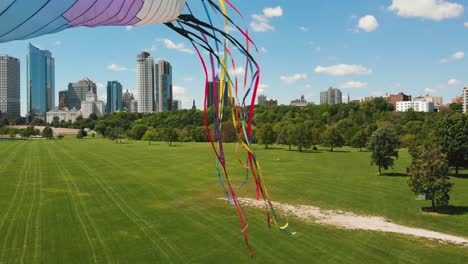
[233,198,468,247]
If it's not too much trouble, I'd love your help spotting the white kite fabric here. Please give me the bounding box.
[0,0,186,43]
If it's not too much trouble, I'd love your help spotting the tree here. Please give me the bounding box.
[311,127,322,150]
[51,116,61,128]
[408,144,453,210]
[320,127,345,152]
[57,134,64,140]
[76,129,87,140]
[31,118,45,126]
[256,123,276,149]
[368,128,399,175]
[291,123,313,152]
[162,128,178,146]
[130,124,148,140]
[351,130,367,151]
[434,114,468,176]
[42,126,54,139]
[142,129,158,145]
[113,127,125,143]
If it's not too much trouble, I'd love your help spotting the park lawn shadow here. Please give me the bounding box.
[381,172,408,177]
[451,173,468,179]
[422,206,468,215]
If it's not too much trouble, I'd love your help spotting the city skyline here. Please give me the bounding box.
[0,1,466,116]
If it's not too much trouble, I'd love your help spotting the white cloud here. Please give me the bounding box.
[388,0,464,21]
[464,22,468,27]
[299,26,309,32]
[315,64,373,76]
[250,14,274,32]
[158,38,193,54]
[441,51,465,63]
[108,64,128,72]
[250,6,283,32]
[339,81,369,89]
[260,47,268,53]
[173,85,185,95]
[357,15,379,32]
[448,78,461,85]
[280,73,307,83]
[53,41,62,46]
[424,88,436,94]
[183,77,194,82]
[263,6,283,18]
[96,82,105,89]
[126,26,134,31]
[229,67,245,76]
[452,51,465,60]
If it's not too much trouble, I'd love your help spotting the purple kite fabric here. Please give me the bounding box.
[0,0,186,43]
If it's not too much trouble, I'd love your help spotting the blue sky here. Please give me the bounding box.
[0,0,467,115]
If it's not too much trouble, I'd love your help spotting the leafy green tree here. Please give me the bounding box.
[351,130,368,151]
[311,127,322,150]
[256,123,276,149]
[76,129,87,140]
[113,127,126,143]
[291,123,313,152]
[161,128,178,146]
[130,124,148,140]
[408,144,453,209]
[449,103,463,112]
[320,127,345,152]
[31,118,45,126]
[434,113,468,176]
[42,126,54,139]
[142,129,158,145]
[51,116,61,128]
[94,120,108,136]
[368,128,399,175]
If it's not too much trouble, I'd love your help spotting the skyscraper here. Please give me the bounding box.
[320,87,342,105]
[27,43,55,119]
[81,92,105,118]
[0,55,20,118]
[172,100,181,111]
[207,79,230,108]
[68,78,97,110]
[155,60,173,112]
[58,90,69,110]
[106,81,123,114]
[122,89,134,111]
[137,52,154,113]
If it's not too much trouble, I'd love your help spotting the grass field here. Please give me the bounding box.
[0,138,467,263]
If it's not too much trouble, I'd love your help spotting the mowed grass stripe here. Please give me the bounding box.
[46,144,105,263]
[60,140,179,262]
[0,142,32,263]
[19,142,40,263]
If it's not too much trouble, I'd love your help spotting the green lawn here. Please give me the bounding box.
[0,138,467,263]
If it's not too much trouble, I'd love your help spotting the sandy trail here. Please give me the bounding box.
[232,198,468,247]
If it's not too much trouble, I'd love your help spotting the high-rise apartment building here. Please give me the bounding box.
[68,78,97,110]
[0,55,20,118]
[106,81,123,114]
[463,87,468,113]
[320,87,342,105]
[257,95,267,106]
[122,89,134,111]
[137,52,154,113]
[155,60,173,112]
[27,43,55,119]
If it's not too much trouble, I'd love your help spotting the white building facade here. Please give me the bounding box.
[46,108,81,123]
[81,92,105,118]
[396,101,434,113]
[137,52,154,113]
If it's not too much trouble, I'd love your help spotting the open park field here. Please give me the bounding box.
[0,138,467,263]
